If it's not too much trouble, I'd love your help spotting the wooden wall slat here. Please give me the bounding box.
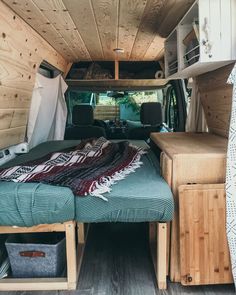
[0,127,26,149]
[198,63,234,138]
[0,87,31,109]
[0,109,28,130]
[0,1,68,149]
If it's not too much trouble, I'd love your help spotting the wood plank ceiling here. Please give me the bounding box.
[3,0,195,62]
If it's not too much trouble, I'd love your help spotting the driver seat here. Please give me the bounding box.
[64,105,106,140]
[128,102,162,140]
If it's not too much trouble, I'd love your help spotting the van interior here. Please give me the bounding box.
[0,0,236,294]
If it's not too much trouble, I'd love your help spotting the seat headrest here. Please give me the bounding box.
[140,102,162,126]
[72,105,94,126]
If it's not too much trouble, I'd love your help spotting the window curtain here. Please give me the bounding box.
[185,77,207,132]
[226,64,236,285]
[27,73,68,149]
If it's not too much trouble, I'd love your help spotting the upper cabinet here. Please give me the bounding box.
[165,0,236,79]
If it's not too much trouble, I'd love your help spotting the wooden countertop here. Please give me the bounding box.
[150,132,228,158]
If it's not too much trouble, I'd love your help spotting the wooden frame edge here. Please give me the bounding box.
[0,221,77,291]
[149,222,168,290]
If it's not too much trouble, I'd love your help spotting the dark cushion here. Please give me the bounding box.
[64,126,106,140]
[72,105,94,126]
[140,102,162,126]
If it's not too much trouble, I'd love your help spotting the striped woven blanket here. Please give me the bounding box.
[0,138,145,201]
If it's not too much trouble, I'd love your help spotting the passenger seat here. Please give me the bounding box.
[128,102,162,140]
[64,105,106,140]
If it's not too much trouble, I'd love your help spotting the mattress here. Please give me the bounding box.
[75,149,174,223]
[0,140,78,227]
[0,140,174,225]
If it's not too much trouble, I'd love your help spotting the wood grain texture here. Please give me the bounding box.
[130,0,166,61]
[151,132,228,283]
[155,0,195,38]
[151,132,228,157]
[62,0,103,60]
[0,1,68,149]
[179,184,233,286]
[3,0,194,61]
[198,63,234,138]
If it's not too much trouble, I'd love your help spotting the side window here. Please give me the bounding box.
[165,86,179,130]
[164,80,187,132]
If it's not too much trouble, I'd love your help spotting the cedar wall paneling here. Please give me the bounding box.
[198,63,234,138]
[0,1,68,149]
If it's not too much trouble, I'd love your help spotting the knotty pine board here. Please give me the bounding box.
[0,1,68,149]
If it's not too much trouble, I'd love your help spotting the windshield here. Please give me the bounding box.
[66,90,164,124]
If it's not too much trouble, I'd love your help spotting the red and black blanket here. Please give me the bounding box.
[0,138,146,201]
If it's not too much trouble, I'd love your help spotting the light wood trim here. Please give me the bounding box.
[65,221,77,289]
[77,222,85,244]
[0,222,65,234]
[115,60,119,80]
[149,222,168,290]
[157,223,167,290]
[67,79,168,88]
[0,221,77,291]
[63,62,73,79]
[0,278,68,291]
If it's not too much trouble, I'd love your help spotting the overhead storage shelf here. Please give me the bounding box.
[66,79,168,91]
[164,0,236,79]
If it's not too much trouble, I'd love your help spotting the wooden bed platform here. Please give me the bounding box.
[0,221,168,291]
[0,221,79,291]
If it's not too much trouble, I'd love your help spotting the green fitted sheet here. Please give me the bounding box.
[75,149,174,223]
[0,140,174,225]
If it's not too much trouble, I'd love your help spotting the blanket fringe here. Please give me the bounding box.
[89,149,146,201]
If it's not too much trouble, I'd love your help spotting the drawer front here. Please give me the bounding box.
[179,184,233,286]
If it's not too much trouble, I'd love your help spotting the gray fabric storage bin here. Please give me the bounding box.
[5,232,66,278]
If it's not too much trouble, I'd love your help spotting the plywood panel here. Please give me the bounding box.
[130,0,165,60]
[4,0,193,61]
[156,0,195,38]
[91,0,119,60]
[198,63,234,138]
[63,0,103,60]
[2,0,76,61]
[179,184,233,285]
[118,0,147,60]
[0,1,68,149]
[31,0,90,60]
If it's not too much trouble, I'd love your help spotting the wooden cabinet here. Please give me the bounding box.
[165,0,236,79]
[150,132,233,285]
[179,184,233,285]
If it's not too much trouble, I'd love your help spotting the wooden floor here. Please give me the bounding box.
[3,223,235,295]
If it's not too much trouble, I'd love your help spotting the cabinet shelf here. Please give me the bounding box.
[164,0,236,79]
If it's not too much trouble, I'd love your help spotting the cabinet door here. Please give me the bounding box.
[179,184,233,285]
